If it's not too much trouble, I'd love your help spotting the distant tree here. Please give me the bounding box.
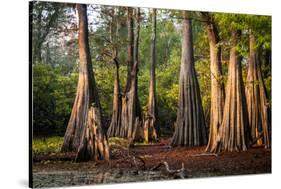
[107,8,123,137]
[107,56,122,137]
[32,1,62,63]
[171,11,207,147]
[144,9,159,143]
[61,4,109,162]
[120,8,143,141]
[124,7,135,93]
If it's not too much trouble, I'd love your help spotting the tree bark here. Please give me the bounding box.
[124,7,134,93]
[171,11,207,147]
[107,58,122,137]
[144,9,159,143]
[120,8,143,141]
[61,4,109,162]
[213,30,249,152]
[202,13,225,152]
[245,32,270,148]
[106,11,122,138]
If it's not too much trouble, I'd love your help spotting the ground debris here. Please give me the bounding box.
[33,138,271,187]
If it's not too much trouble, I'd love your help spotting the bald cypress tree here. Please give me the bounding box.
[213,30,249,152]
[107,9,122,138]
[246,32,270,148]
[120,8,143,141]
[61,4,109,162]
[201,13,225,153]
[144,9,159,143]
[171,11,207,147]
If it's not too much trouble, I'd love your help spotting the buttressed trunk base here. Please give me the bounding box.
[212,30,249,153]
[171,12,207,147]
[246,33,270,148]
[61,4,109,162]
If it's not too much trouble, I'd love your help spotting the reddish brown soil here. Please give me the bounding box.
[33,138,271,177]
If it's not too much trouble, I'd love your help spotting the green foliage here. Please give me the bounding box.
[33,63,77,136]
[156,47,181,128]
[193,19,209,60]
[244,15,271,49]
[94,65,114,116]
[139,13,181,69]
[108,137,129,147]
[213,13,271,53]
[195,59,211,118]
[138,69,150,110]
[32,136,64,154]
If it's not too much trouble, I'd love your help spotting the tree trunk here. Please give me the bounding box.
[107,59,122,137]
[202,14,225,152]
[171,11,207,147]
[245,32,270,148]
[61,4,109,162]
[124,7,134,93]
[213,30,249,152]
[120,8,143,141]
[144,9,159,143]
[107,11,122,138]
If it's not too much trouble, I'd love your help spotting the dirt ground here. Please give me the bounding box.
[32,138,271,188]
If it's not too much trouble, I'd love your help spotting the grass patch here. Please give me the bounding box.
[32,136,151,155]
[108,137,129,147]
[33,136,64,154]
